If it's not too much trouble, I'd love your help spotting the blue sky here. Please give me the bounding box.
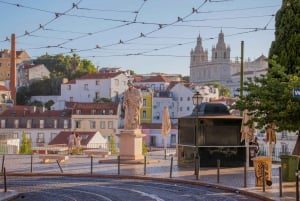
[0,0,281,76]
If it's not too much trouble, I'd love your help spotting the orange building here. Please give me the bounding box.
[0,49,31,81]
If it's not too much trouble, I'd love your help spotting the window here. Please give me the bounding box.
[25,119,31,128]
[1,120,5,128]
[90,121,96,129]
[160,84,164,90]
[156,112,160,120]
[187,97,190,101]
[14,119,19,128]
[84,84,88,90]
[96,80,100,85]
[180,107,183,111]
[7,62,10,67]
[142,111,146,119]
[36,133,45,145]
[7,73,10,77]
[100,121,105,129]
[70,97,73,102]
[95,92,100,99]
[68,85,71,90]
[63,120,68,128]
[143,99,146,106]
[187,106,190,111]
[75,121,81,129]
[76,110,81,115]
[180,97,183,101]
[53,120,57,128]
[171,134,176,144]
[40,120,44,128]
[115,79,119,86]
[108,121,113,129]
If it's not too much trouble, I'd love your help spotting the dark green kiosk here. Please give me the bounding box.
[178,102,245,167]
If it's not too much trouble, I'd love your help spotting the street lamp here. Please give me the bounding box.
[192,91,203,116]
[192,91,203,179]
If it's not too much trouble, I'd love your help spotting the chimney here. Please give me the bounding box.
[10,34,16,105]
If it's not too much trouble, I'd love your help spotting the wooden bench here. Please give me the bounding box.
[39,154,69,163]
[83,150,111,158]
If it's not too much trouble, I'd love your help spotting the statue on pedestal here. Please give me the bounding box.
[123,80,143,130]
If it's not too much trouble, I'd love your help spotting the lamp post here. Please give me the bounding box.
[192,91,203,178]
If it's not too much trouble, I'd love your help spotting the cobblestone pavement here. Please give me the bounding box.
[0,154,297,201]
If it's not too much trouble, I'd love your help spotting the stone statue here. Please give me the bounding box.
[123,80,143,130]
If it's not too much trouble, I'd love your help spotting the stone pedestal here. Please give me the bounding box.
[118,129,145,161]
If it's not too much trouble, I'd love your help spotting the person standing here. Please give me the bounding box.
[75,133,82,154]
[123,80,143,130]
[68,132,75,155]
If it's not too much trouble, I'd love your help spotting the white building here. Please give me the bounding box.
[32,72,129,110]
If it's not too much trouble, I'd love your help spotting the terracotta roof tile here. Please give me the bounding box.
[49,131,96,146]
[139,74,170,83]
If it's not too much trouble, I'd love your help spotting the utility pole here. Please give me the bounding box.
[240,41,244,104]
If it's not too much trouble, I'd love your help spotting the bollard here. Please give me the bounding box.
[117,156,120,175]
[90,155,93,175]
[1,155,5,173]
[144,156,147,175]
[3,167,7,192]
[279,167,282,197]
[169,156,173,178]
[217,159,220,183]
[30,154,33,173]
[244,162,247,187]
[195,154,200,180]
[296,170,299,201]
[262,165,266,192]
[56,160,63,173]
[164,148,167,160]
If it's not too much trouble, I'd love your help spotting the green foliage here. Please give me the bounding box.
[233,59,300,132]
[19,131,32,154]
[206,82,231,97]
[233,1,300,133]
[30,100,43,107]
[44,100,55,110]
[182,76,190,82]
[16,86,30,105]
[94,97,112,103]
[109,135,118,154]
[269,0,300,74]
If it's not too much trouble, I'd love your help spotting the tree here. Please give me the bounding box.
[19,131,32,154]
[233,0,300,152]
[269,0,300,74]
[206,82,231,97]
[233,59,300,131]
[109,134,118,155]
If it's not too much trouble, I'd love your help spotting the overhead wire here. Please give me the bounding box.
[0,0,278,63]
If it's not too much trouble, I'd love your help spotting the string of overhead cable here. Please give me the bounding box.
[133,0,147,22]
[58,0,209,54]
[0,0,82,43]
[1,0,276,52]
[83,28,270,60]
[197,4,280,14]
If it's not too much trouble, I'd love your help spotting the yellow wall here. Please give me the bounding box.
[140,91,153,123]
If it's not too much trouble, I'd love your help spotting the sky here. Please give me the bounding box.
[0,0,282,76]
